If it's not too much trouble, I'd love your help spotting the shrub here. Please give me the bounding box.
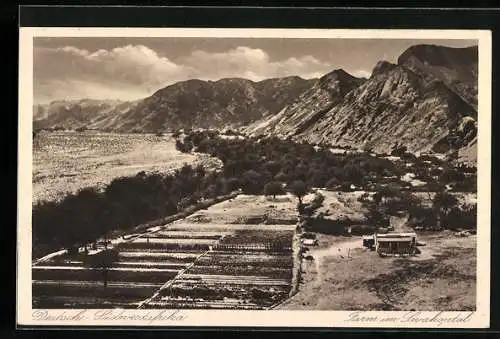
[264,181,285,199]
[287,180,309,206]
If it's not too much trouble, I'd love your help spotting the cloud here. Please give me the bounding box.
[34,44,353,103]
[349,69,372,79]
[183,46,330,81]
[34,45,194,103]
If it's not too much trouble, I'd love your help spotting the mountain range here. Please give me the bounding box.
[33,44,478,163]
[33,76,314,132]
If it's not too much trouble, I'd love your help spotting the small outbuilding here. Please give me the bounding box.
[373,232,418,257]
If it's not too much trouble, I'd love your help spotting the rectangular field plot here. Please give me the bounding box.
[32,279,164,308]
[187,266,292,279]
[149,273,292,309]
[32,266,179,283]
[146,230,227,239]
[196,253,294,268]
[118,251,201,262]
[131,238,218,245]
[166,223,296,232]
[117,241,211,252]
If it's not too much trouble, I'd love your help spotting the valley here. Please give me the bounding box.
[30,42,480,311]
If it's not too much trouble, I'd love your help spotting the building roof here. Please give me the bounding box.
[376,233,417,238]
[377,237,413,243]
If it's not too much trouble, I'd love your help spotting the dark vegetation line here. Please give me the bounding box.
[32,130,476,259]
[32,164,232,259]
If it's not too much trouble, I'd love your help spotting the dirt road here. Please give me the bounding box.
[309,237,362,286]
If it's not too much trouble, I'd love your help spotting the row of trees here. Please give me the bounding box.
[33,164,232,257]
[362,184,477,231]
[176,131,407,193]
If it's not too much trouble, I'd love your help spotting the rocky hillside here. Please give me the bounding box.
[398,44,478,109]
[34,76,314,132]
[245,69,366,137]
[248,44,478,163]
[33,99,139,131]
[112,76,314,132]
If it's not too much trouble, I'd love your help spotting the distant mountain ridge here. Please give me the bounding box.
[34,76,315,132]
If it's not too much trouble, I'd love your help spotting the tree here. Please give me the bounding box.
[432,190,459,229]
[86,249,119,288]
[325,177,340,190]
[274,171,288,183]
[288,180,308,207]
[365,203,390,229]
[264,181,285,199]
[242,170,264,194]
[439,167,466,184]
[265,161,282,177]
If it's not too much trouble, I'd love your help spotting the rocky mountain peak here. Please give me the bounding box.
[316,69,365,96]
[397,44,478,68]
[371,61,397,77]
[396,44,478,109]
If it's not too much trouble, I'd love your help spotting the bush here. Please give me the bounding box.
[264,181,285,199]
[287,180,309,206]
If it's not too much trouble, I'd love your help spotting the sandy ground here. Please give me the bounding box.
[278,231,476,311]
[312,190,368,220]
[33,132,220,203]
[183,194,300,224]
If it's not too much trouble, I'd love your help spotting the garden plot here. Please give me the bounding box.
[32,266,179,283]
[148,230,228,239]
[32,235,193,308]
[144,225,296,309]
[33,280,162,305]
[118,251,200,262]
[167,223,296,232]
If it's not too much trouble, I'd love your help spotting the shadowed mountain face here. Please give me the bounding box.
[397,44,478,109]
[34,76,315,133]
[244,69,366,137]
[34,44,478,163]
[247,44,478,164]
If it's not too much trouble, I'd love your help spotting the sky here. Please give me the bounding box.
[33,37,477,104]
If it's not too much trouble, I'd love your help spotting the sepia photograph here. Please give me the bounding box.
[17,27,491,328]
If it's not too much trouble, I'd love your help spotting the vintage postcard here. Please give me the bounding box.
[18,27,491,328]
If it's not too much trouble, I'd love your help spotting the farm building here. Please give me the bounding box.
[363,232,418,257]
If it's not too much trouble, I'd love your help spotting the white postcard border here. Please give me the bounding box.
[17,27,492,328]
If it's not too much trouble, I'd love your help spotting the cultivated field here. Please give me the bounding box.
[32,194,300,309]
[32,131,220,203]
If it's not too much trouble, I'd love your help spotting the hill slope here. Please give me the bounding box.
[245,69,365,137]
